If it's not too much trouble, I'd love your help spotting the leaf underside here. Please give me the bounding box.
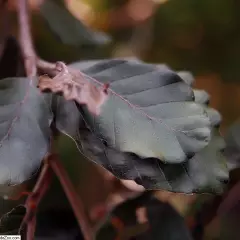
[54,59,228,193]
[0,77,52,185]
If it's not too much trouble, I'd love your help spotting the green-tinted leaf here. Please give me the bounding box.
[52,59,228,193]
[187,128,227,193]
[40,0,111,46]
[0,77,52,185]
[178,68,228,193]
[70,59,210,162]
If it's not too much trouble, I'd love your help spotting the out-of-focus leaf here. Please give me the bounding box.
[96,191,193,240]
[39,0,111,46]
[224,120,240,170]
[0,36,25,79]
[53,59,228,193]
[0,77,52,185]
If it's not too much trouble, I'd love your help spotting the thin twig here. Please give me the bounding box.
[49,154,93,240]
[19,161,52,238]
[17,0,36,77]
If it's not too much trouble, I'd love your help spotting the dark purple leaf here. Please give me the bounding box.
[52,59,228,193]
[0,77,52,185]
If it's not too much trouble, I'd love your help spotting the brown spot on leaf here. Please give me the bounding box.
[38,62,108,115]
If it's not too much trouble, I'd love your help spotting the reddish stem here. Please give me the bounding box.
[26,216,36,240]
[19,161,52,238]
[49,154,93,240]
[37,58,59,77]
[17,0,36,77]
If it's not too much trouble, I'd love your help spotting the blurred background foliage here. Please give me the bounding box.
[2,0,240,239]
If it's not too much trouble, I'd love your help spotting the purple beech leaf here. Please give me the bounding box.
[69,59,210,162]
[52,59,228,193]
[0,77,52,185]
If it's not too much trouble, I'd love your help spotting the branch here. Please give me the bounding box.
[19,160,52,238]
[17,0,36,77]
[49,154,93,240]
[26,216,36,240]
